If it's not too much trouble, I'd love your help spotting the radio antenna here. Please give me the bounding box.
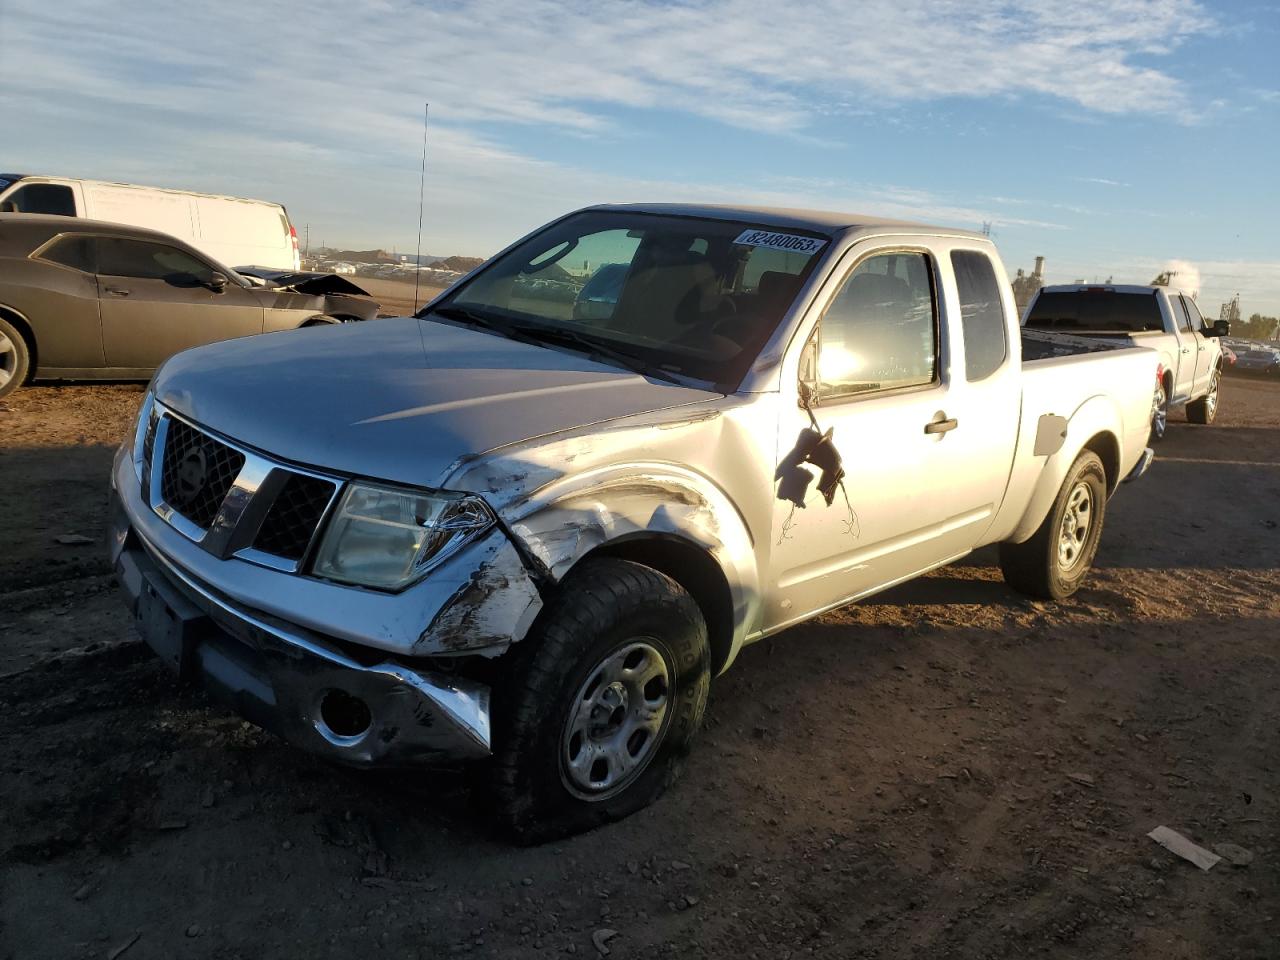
[413,101,430,314]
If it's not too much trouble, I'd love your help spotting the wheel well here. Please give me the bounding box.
[1083,431,1120,493]
[585,536,735,676]
[0,305,37,379]
[300,315,338,327]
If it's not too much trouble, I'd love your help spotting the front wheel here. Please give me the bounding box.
[999,450,1107,601]
[490,558,710,843]
[1149,378,1169,442]
[1186,368,1220,424]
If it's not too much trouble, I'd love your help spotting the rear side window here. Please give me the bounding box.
[1026,290,1162,333]
[817,251,937,399]
[951,250,1008,381]
[1182,296,1206,330]
[3,183,76,216]
[38,235,95,272]
[1168,294,1194,332]
[95,237,213,283]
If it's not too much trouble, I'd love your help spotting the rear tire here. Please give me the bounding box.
[490,558,710,844]
[1186,368,1220,424]
[0,316,32,399]
[999,450,1107,601]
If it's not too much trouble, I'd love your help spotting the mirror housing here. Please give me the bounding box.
[1209,319,1230,338]
[0,200,16,213]
[207,271,228,293]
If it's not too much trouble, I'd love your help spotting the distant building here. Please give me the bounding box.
[1011,255,1046,316]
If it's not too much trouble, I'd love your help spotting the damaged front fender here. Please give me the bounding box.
[413,527,543,658]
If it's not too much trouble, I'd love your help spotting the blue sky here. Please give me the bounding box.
[3,0,1278,316]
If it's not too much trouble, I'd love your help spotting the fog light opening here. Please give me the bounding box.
[319,689,373,739]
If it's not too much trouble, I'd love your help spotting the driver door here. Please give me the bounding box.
[92,236,264,370]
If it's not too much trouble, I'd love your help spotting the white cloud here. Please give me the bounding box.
[2,0,1215,149]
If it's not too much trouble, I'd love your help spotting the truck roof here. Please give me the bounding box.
[1039,283,1168,296]
[585,202,989,241]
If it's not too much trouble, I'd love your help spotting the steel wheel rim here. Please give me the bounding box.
[1151,382,1167,437]
[1206,372,1219,419]
[1057,480,1094,571]
[561,639,671,800]
[0,332,15,389]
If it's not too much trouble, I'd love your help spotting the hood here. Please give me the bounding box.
[235,266,372,297]
[153,317,719,487]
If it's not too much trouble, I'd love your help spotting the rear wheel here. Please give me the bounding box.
[490,558,710,843]
[999,450,1107,601]
[0,316,32,399]
[1186,368,1220,424]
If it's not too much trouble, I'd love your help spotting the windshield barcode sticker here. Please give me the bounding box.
[733,229,827,255]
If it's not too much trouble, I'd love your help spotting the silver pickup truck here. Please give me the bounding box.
[1023,284,1229,440]
[110,204,1158,840]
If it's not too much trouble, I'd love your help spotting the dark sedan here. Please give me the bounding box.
[0,214,379,397]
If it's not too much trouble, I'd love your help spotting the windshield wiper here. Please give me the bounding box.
[427,305,686,386]
[426,304,528,341]
[510,324,687,386]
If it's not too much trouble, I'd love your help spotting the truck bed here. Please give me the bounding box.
[1020,328,1136,363]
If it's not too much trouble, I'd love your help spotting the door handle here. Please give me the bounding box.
[1181,347,1190,354]
[924,417,959,435]
[104,286,131,297]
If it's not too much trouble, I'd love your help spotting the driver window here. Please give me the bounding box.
[95,238,214,285]
[815,252,937,400]
[1182,296,1207,331]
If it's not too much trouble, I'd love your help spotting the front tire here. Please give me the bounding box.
[490,558,710,843]
[0,316,32,399]
[1186,368,1220,424]
[1149,377,1169,442]
[999,450,1107,601]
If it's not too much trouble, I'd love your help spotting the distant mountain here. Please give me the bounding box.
[436,255,485,273]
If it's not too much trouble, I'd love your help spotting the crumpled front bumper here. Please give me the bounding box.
[110,485,494,766]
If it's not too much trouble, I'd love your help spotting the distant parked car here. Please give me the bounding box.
[1228,341,1280,376]
[1221,344,1237,367]
[0,214,379,398]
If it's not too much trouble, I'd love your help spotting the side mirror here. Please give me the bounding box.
[208,271,228,293]
[0,201,16,213]
[1209,320,1230,338]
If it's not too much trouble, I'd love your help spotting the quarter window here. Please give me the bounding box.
[951,250,1008,381]
[816,252,937,400]
[38,235,95,273]
[95,238,214,283]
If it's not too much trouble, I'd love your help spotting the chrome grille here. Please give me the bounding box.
[141,407,158,479]
[253,473,336,561]
[159,417,246,530]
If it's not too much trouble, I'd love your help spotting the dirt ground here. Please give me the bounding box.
[1,371,1277,960]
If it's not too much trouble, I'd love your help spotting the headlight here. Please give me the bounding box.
[131,389,157,479]
[311,482,494,591]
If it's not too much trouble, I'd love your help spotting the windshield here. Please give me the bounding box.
[430,210,829,385]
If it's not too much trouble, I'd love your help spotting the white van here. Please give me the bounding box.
[0,173,300,270]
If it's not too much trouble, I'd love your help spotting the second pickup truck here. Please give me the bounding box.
[110,203,1159,839]
[1023,283,1229,440]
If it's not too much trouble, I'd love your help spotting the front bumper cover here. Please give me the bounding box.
[111,488,493,765]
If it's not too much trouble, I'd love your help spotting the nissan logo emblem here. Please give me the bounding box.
[174,448,208,506]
